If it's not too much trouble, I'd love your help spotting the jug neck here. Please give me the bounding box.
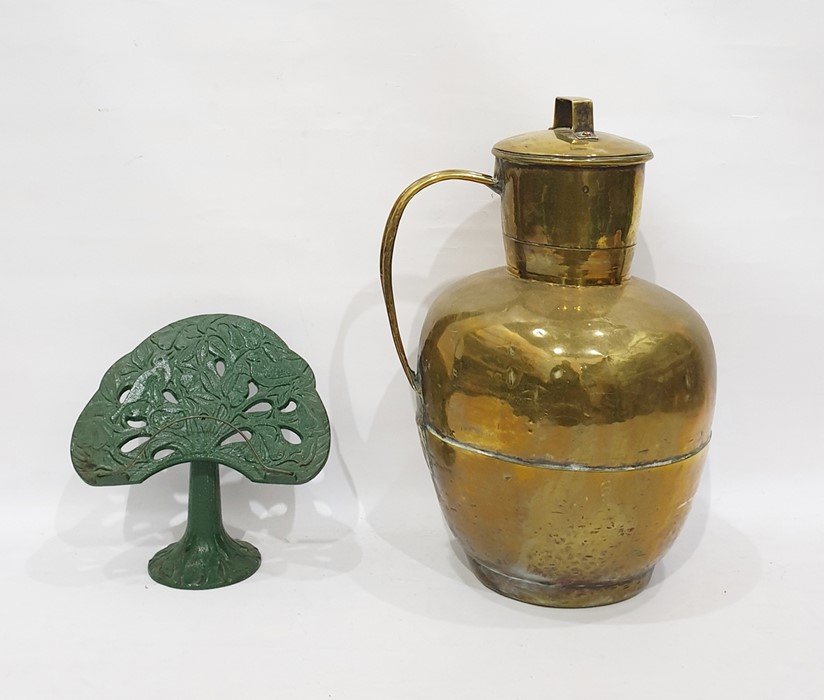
[496,159,645,286]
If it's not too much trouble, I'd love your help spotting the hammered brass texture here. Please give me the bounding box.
[413,269,714,606]
[419,271,715,468]
[380,96,716,607]
[423,432,706,608]
[497,162,645,284]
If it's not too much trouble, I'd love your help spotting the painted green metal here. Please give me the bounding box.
[71,314,330,589]
[147,460,262,589]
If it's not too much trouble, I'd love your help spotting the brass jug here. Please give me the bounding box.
[380,97,716,607]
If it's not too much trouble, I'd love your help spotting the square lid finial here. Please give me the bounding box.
[553,97,595,137]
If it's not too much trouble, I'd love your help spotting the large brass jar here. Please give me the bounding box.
[380,97,716,607]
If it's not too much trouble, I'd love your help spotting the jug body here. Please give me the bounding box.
[380,97,716,606]
[416,268,714,606]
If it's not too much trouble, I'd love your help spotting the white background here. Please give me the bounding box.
[1,1,822,697]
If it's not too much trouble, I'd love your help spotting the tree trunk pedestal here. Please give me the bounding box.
[147,460,261,590]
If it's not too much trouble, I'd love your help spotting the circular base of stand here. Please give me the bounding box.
[468,557,653,608]
[148,535,261,590]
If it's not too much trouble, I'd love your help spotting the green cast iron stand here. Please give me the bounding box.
[71,314,330,590]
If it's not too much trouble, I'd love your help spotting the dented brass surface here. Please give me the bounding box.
[380,97,716,607]
[418,272,715,469]
[498,163,644,284]
[424,431,707,607]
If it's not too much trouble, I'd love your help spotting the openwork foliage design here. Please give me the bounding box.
[71,314,330,486]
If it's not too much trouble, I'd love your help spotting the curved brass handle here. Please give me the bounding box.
[379,169,499,391]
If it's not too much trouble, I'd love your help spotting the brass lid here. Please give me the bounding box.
[492,97,653,167]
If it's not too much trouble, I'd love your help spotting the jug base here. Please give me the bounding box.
[468,557,653,608]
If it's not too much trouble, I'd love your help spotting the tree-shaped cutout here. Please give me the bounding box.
[71,314,330,589]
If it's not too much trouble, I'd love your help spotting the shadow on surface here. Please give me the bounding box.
[28,429,362,588]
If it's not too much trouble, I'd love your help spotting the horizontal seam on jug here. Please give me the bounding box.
[422,424,711,472]
[502,235,636,252]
